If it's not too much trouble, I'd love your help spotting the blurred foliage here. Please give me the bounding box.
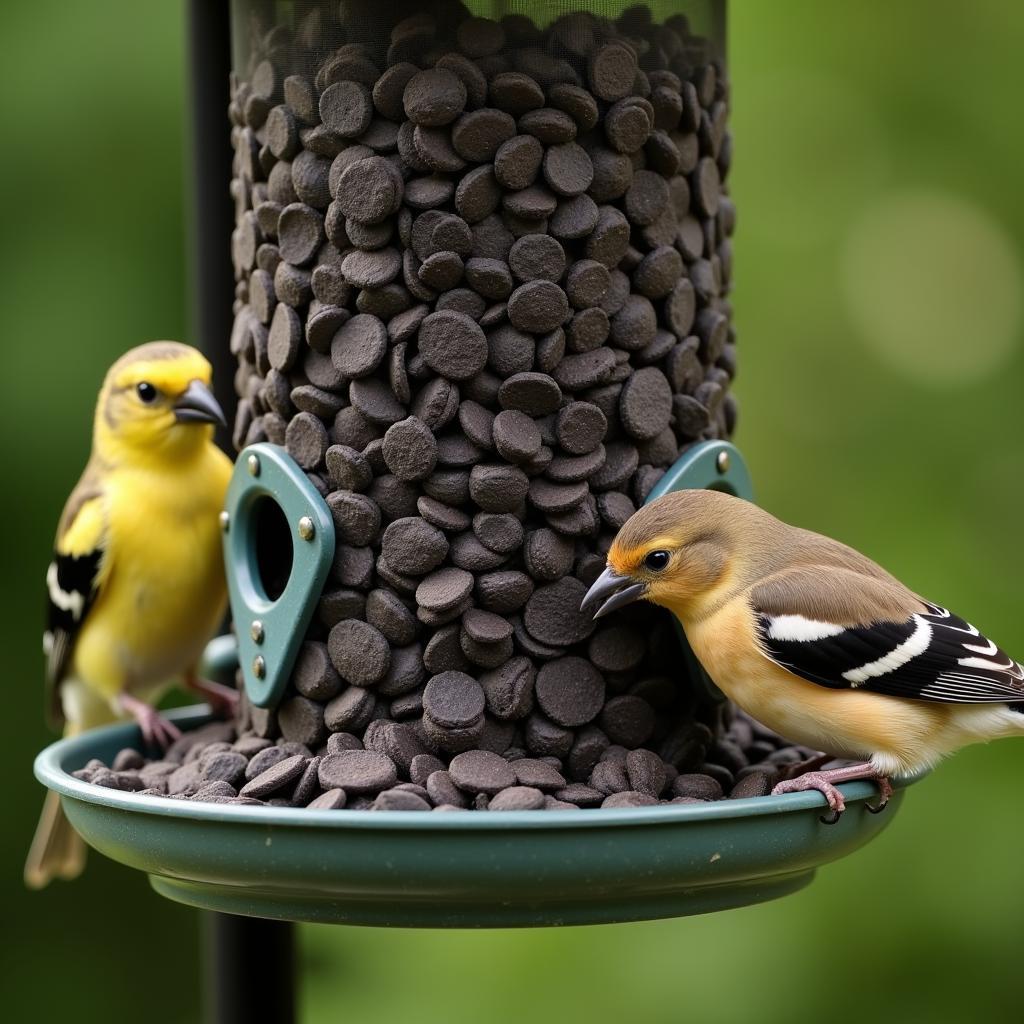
[1,1,1021,1023]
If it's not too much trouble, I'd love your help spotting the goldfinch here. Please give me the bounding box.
[581,489,1024,819]
[26,342,233,888]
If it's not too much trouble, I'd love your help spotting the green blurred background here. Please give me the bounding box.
[2,1,1022,1021]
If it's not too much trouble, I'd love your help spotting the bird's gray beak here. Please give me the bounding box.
[580,566,648,620]
[174,380,227,427]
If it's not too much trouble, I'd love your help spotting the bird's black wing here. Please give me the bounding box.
[44,485,107,727]
[754,601,1024,706]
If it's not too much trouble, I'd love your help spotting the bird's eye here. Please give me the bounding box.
[136,382,158,404]
[644,550,671,572]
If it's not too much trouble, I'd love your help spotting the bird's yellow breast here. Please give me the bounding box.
[72,446,231,702]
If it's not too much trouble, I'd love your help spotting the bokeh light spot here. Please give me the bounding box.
[841,190,1022,385]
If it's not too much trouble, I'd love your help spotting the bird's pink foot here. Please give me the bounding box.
[118,694,182,749]
[771,762,892,824]
[781,751,833,781]
[772,770,849,822]
[185,672,239,718]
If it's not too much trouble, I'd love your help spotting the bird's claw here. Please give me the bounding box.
[772,765,894,823]
[118,694,182,750]
[864,776,894,814]
[772,770,848,821]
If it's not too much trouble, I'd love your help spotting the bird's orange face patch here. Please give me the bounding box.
[607,535,678,579]
[607,532,729,619]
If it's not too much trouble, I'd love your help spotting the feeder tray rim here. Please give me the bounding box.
[35,705,915,830]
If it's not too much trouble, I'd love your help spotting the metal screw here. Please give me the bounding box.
[250,620,264,644]
[297,516,315,541]
[247,453,261,476]
[218,510,230,531]
[716,450,730,474]
[252,655,266,679]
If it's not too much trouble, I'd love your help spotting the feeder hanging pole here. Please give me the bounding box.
[203,913,296,1024]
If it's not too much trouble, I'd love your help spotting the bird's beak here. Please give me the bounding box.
[580,566,648,620]
[174,380,227,428]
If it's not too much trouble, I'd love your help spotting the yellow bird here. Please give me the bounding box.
[26,342,234,888]
[581,489,1024,818]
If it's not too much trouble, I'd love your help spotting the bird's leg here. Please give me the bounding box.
[771,762,893,824]
[781,751,833,781]
[184,668,238,718]
[118,693,182,749]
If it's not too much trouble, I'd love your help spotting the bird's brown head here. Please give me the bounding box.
[94,342,226,462]
[582,489,764,622]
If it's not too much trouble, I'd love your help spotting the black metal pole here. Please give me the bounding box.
[203,913,296,1024]
[187,0,237,452]
[186,7,296,1019]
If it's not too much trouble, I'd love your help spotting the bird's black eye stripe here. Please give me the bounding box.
[136,381,158,403]
[644,550,670,571]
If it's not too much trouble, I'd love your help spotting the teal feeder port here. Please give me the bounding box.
[33,439,917,928]
[221,443,335,708]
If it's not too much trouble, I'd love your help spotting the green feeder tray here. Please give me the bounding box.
[35,705,910,927]
[33,440,917,926]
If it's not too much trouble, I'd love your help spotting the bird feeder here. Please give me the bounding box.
[34,2,919,1021]
[37,430,908,913]
[35,433,914,1017]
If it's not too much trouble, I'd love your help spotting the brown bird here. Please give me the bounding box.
[581,489,1024,817]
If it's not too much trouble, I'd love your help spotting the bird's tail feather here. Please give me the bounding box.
[25,706,101,890]
[24,789,86,890]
